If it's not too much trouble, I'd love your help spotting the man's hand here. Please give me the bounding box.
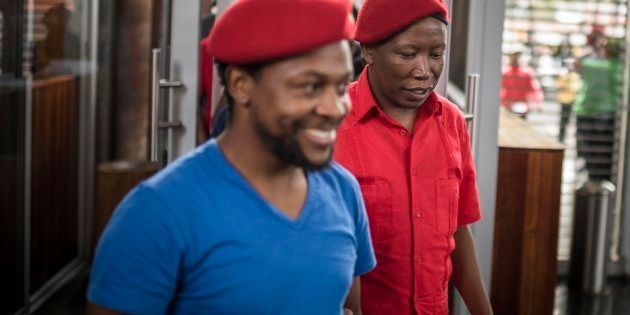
[451,225,493,315]
[343,277,362,315]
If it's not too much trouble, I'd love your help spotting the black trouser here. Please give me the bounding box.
[558,103,572,142]
[575,113,615,181]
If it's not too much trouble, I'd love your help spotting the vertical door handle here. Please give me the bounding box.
[150,48,161,162]
[158,79,184,129]
[464,73,480,158]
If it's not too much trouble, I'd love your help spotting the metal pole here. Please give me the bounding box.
[150,49,161,162]
[612,0,630,264]
[465,73,480,159]
[24,0,35,312]
[624,0,630,276]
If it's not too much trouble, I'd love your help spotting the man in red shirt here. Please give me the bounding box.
[335,0,493,314]
[500,51,544,118]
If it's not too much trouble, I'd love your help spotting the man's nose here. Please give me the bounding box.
[411,56,430,80]
[316,88,349,120]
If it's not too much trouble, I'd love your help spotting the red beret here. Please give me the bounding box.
[208,0,354,64]
[354,0,449,45]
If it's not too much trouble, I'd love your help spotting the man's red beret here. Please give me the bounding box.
[354,0,449,45]
[208,0,354,64]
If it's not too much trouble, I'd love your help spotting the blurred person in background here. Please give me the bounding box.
[500,50,544,119]
[87,1,375,314]
[573,27,621,180]
[555,60,581,143]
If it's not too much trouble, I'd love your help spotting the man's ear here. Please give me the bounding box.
[226,66,255,107]
[361,45,375,65]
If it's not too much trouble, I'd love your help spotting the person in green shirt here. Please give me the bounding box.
[574,30,621,180]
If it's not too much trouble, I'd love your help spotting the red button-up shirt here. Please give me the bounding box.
[335,68,482,315]
[500,65,544,111]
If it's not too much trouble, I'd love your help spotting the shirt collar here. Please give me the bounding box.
[353,66,443,121]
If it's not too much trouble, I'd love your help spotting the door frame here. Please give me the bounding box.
[163,0,201,162]
[621,2,630,277]
[450,1,505,314]
[19,0,99,313]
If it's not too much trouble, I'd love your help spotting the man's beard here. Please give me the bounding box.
[252,114,334,172]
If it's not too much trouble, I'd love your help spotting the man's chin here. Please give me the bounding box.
[300,155,333,171]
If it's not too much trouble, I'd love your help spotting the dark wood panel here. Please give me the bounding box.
[30,74,78,293]
[93,161,158,254]
[492,151,528,314]
[492,109,564,315]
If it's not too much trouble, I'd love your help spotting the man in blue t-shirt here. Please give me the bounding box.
[87,1,376,314]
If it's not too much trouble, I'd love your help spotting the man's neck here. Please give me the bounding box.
[217,127,308,220]
[217,128,302,181]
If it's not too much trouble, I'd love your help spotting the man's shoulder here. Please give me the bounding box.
[143,141,218,199]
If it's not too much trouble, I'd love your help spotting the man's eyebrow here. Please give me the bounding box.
[394,44,417,50]
[295,71,353,81]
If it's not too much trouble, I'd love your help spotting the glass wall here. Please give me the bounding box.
[0,1,26,313]
[0,0,94,313]
[502,0,628,268]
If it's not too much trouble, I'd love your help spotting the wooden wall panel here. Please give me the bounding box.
[491,109,564,315]
[30,74,78,293]
[93,160,158,252]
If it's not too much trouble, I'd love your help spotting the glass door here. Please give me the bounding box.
[1,0,97,313]
[151,0,203,166]
[0,0,26,313]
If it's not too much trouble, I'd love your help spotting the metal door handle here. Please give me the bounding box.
[159,79,183,88]
[158,80,183,129]
[150,49,161,162]
[464,73,480,158]
[150,50,186,162]
[158,120,183,129]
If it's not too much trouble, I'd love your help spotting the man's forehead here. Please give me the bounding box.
[263,43,353,78]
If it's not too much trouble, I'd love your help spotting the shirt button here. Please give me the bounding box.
[415,211,421,219]
[417,255,424,262]
[411,168,417,175]
[400,130,408,136]
[351,121,357,126]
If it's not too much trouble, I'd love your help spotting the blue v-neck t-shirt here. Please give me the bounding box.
[88,140,376,314]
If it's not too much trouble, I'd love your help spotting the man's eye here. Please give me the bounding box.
[303,82,322,92]
[431,52,445,59]
[337,82,350,95]
[398,52,415,58]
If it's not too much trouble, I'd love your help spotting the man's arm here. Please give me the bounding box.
[451,225,493,315]
[343,276,362,315]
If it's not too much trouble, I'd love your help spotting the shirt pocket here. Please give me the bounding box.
[357,176,393,245]
[435,179,459,236]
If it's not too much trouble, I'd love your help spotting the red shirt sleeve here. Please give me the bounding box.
[456,114,482,226]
